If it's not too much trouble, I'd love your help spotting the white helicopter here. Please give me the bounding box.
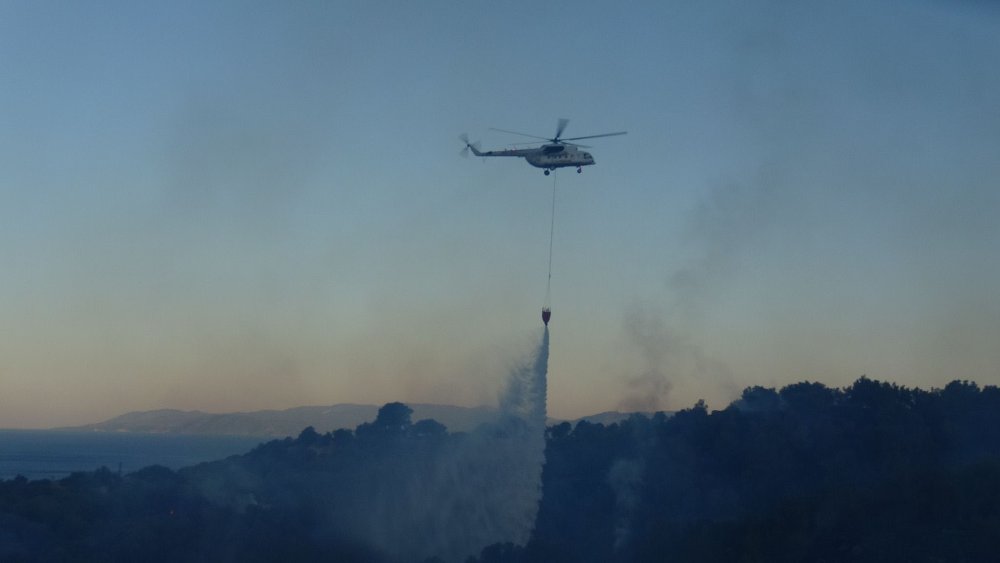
[461,119,626,175]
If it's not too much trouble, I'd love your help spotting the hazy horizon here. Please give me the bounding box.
[3,0,999,428]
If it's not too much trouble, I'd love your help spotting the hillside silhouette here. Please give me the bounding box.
[57,403,500,436]
[3,378,1000,562]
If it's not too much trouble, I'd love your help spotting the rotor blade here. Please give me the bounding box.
[459,134,479,157]
[561,142,591,148]
[554,118,569,140]
[489,127,552,141]
[560,131,628,142]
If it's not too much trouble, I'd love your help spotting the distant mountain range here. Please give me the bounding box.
[56,405,657,437]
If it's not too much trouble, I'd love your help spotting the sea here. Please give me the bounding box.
[0,430,268,481]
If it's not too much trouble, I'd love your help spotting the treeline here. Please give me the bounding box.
[0,407,421,562]
[0,402,532,563]
[3,379,1000,562]
[489,378,1000,562]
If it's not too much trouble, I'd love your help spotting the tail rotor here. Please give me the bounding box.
[459,133,480,157]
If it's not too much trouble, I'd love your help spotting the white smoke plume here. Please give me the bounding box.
[608,458,643,554]
[348,328,550,562]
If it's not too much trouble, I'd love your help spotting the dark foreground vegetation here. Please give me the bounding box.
[4,378,1000,562]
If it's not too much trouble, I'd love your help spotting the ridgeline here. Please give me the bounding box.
[4,377,1000,562]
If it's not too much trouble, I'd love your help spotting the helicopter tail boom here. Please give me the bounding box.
[466,142,485,157]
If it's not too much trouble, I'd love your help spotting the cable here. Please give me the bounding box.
[545,171,556,308]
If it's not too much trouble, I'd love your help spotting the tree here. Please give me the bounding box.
[410,418,447,438]
[374,402,413,431]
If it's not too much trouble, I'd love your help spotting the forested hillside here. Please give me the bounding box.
[517,377,1000,562]
[3,378,1000,562]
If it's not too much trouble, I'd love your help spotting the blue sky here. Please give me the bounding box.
[2,1,999,427]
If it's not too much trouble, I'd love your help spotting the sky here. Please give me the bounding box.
[2,0,999,428]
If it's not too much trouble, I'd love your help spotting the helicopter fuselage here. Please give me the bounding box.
[526,144,595,169]
[471,143,595,171]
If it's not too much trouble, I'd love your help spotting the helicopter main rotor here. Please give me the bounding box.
[490,118,626,147]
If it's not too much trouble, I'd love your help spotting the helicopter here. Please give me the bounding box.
[461,119,626,175]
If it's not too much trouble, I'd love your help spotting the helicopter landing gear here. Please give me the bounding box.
[544,169,550,176]
[577,167,582,173]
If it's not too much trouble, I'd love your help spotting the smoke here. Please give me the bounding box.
[619,169,778,412]
[607,458,643,554]
[670,167,782,316]
[340,328,549,562]
[620,307,675,412]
